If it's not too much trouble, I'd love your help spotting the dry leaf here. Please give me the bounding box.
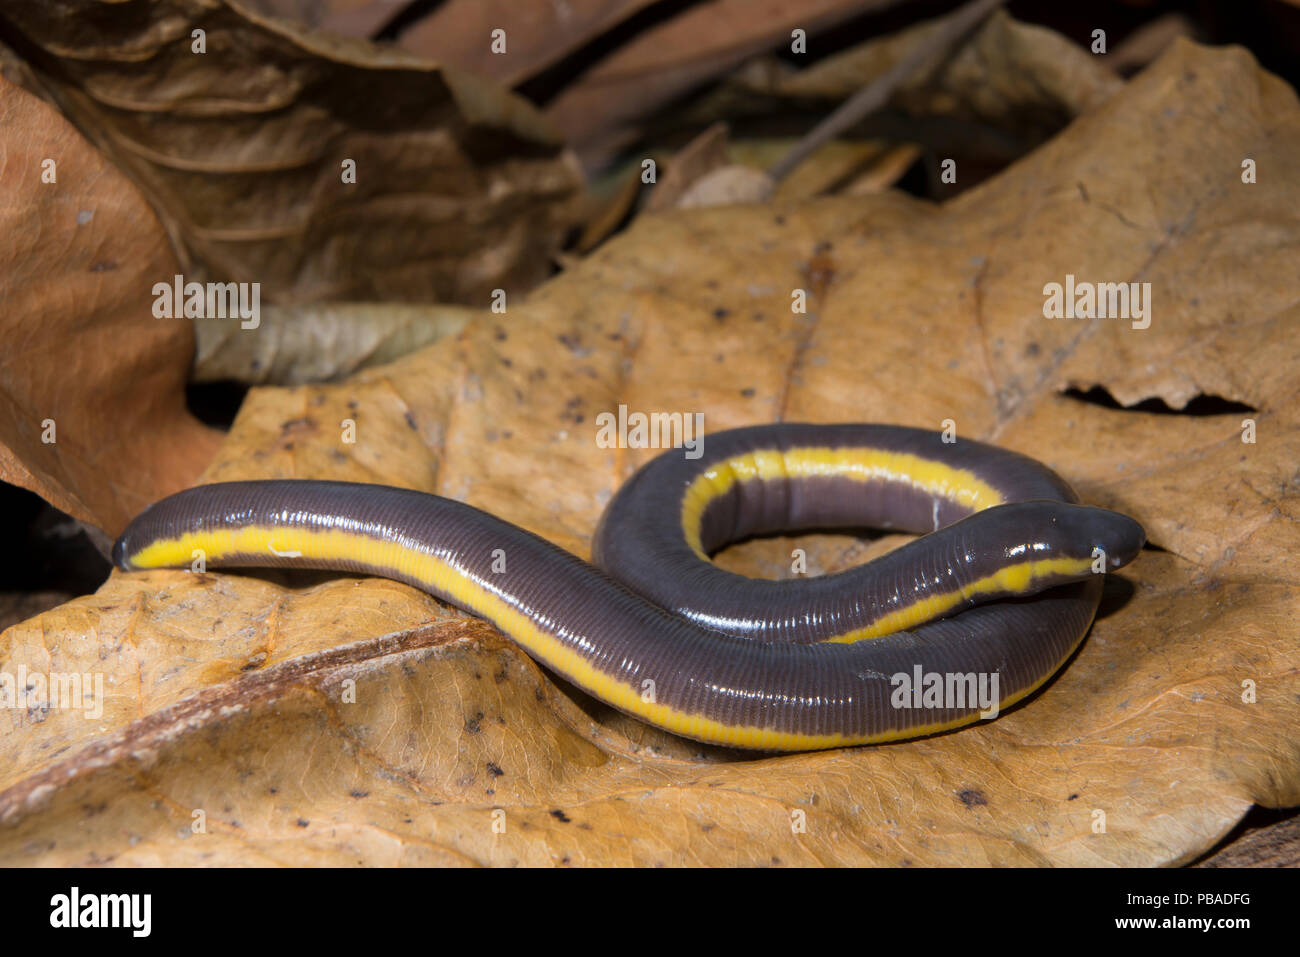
[571,159,649,254]
[240,1,408,39]
[675,164,774,208]
[725,139,920,200]
[399,0,660,88]
[0,0,583,305]
[793,9,1122,118]
[0,74,221,536]
[645,121,732,211]
[540,0,900,168]
[192,302,477,385]
[1198,813,1300,868]
[2,38,1297,866]
[839,142,922,194]
[1109,14,1197,75]
[680,9,1124,174]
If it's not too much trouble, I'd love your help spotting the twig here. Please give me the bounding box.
[769,0,1007,183]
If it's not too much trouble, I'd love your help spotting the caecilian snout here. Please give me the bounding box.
[1087,507,1146,570]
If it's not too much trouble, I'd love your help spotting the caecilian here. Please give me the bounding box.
[113,424,1144,751]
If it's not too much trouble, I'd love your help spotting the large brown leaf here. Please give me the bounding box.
[0,0,582,305]
[0,75,221,536]
[2,38,1297,865]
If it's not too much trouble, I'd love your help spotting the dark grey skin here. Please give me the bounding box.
[594,424,1145,643]
[113,424,1145,748]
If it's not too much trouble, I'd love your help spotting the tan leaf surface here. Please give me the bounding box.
[0,0,582,305]
[3,39,1298,866]
[0,75,221,536]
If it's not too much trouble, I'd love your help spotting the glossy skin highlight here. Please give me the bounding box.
[113,424,1145,751]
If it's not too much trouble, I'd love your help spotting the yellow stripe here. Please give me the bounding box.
[128,524,1078,750]
[680,445,1038,642]
[823,555,1096,643]
[680,446,1006,559]
[127,526,858,749]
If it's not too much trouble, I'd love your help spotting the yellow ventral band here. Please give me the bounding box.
[131,526,878,749]
[822,555,1096,643]
[126,519,1093,750]
[679,446,1007,560]
[676,447,1095,645]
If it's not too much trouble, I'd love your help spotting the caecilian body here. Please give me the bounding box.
[113,424,1145,751]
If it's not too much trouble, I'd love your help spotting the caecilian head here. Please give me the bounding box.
[1054,502,1145,570]
[990,500,1146,575]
